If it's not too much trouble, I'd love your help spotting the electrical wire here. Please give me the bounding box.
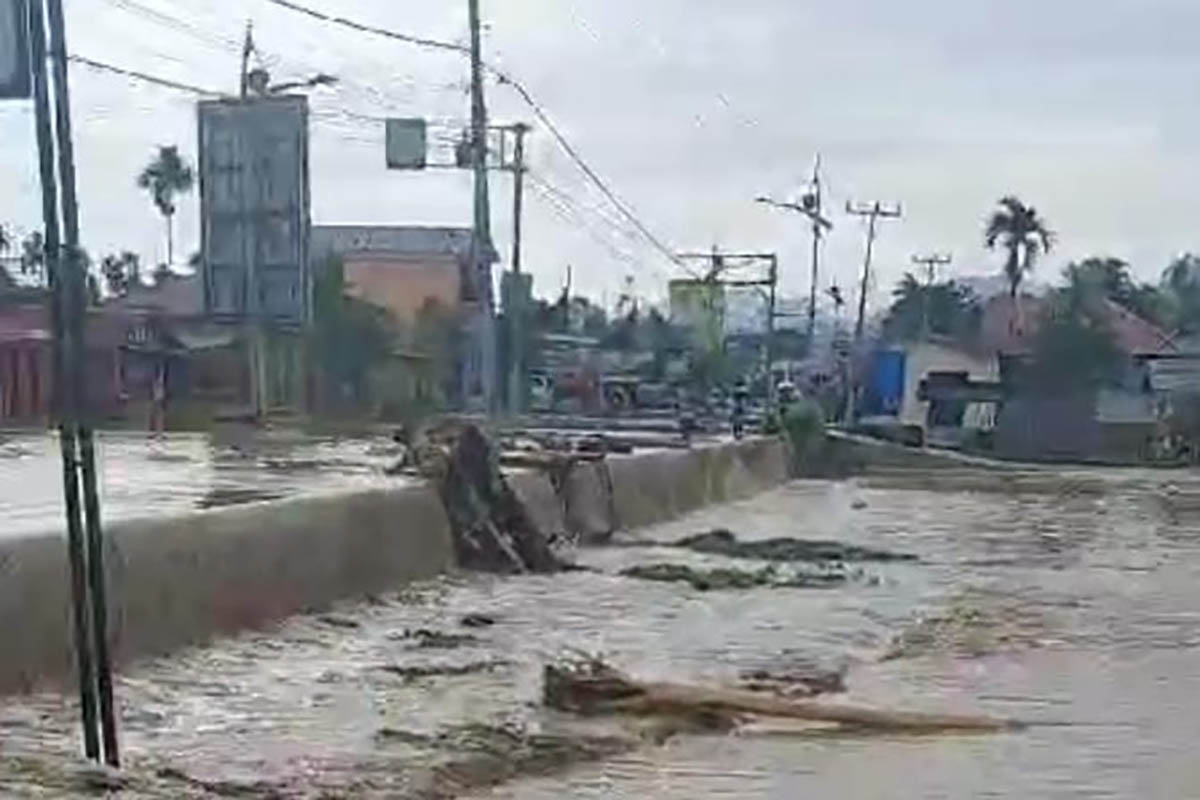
[261,0,470,55]
[256,0,689,274]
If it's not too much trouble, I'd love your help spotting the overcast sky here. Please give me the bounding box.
[1,0,1197,315]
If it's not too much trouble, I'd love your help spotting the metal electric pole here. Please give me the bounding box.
[755,156,831,351]
[468,0,497,412]
[675,249,779,411]
[911,252,952,339]
[21,0,118,765]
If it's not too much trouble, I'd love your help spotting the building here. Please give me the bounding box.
[309,225,496,411]
[102,273,250,423]
[859,338,1000,447]
[983,294,1177,462]
[311,225,479,328]
[0,304,51,424]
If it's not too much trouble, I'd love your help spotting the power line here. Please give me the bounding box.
[67,54,222,95]
[261,0,470,55]
[530,172,672,281]
[258,0,687,273]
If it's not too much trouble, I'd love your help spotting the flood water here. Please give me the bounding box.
[0,430,403,538]
[3,464,1200,797]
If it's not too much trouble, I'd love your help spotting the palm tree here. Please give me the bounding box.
[984,196,1055,298]
[137,145,194,266]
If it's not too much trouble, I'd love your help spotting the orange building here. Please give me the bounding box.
[310,225,486,326]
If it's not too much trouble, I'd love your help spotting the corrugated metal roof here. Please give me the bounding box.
[1149,356,1200,392]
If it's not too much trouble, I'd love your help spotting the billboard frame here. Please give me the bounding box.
[0,0,31,99]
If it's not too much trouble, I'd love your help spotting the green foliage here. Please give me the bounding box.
[882,273,982,342]
[1025,289,1122,393]
[311,257,395,406]
[984,196,1054,298]
[137,145,194,264]
[1163,253,1200,333]
[100,251,141,297]
[778,398,825,470]
[1062,256,1171,328]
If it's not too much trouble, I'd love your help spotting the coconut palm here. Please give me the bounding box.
[984,196,1055,298]
[137,145,194,266]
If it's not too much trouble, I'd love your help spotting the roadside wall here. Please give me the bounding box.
[0,436,788,695]
[0,483,452,695]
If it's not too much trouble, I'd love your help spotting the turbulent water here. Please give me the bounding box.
[0,430,403,538]
[3,463,1200,797]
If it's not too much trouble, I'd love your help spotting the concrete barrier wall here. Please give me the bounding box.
[0,483,452,694]
[1,436,789,694]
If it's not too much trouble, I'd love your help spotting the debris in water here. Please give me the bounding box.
[883,588,1051,660]
[377,660,511,681]
[460,612,497,628]
[672,529,916,563]
[421,722,636,797]
[620,562,850,591]
[543,658,1022,732]
[390,628,482,649]
[738,656,848,698]
[433,423,570,573]
[851,498,869,510]
[316,613,361,629]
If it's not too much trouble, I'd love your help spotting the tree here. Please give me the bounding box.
[882,273,982,342]
[1062,256,1171,329]
[0,224,11,256]
[100,251,141,297]
[984,196,1054,298]
[1025,288,1121,393]
[1163,253,1200,332]
[310,257,394,406]
[137,145,194,266]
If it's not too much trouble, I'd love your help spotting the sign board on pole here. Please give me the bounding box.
[198,95,311,325]
[385,118,427,170]
[0,0,31,99]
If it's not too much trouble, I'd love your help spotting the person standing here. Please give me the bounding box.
[149,364,167,436]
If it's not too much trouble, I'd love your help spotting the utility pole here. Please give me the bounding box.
[755,155,831,352]
[27,0,98,763]
[239,21,253,99]
[505,122,529,414]
[26,0,119,765]
[845,199,901,423]
[911,252,952,339]
[846,200,902,343]
[468,0,497,412]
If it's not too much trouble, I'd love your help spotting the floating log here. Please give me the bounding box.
[544,661,1021,733]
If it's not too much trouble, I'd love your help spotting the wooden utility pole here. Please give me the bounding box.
[911,252,952,339]
[505,122,529,414]
[846,200,902,343]
[468,0,497,411]
[844,200,901,423]
[755,156,831,352]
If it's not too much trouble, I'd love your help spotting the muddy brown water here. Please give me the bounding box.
[0,431,405,538]
[4,466,1200,797]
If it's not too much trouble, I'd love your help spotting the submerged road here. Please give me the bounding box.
[0,430,403,538]
[3,463,1200,797]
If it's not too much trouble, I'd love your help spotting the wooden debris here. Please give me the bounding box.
[544,660,1022,733]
